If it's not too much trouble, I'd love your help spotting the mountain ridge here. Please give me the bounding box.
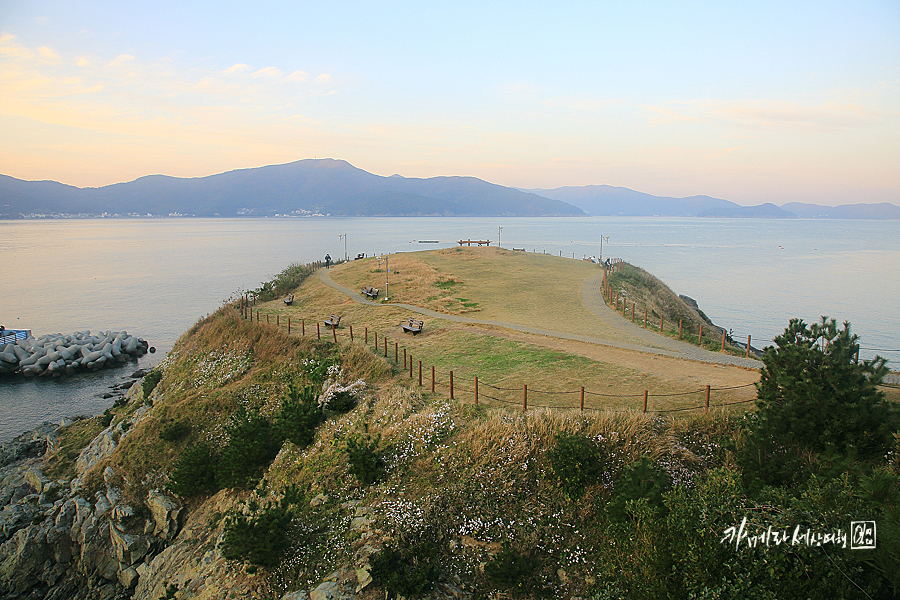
[2,159,898,219]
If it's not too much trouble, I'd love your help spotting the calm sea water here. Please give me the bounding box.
[2,217,898,442]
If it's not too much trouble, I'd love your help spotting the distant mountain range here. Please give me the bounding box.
[528,185,900,219]
[2,159,897,219]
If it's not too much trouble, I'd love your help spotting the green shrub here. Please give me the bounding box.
[738,317,897,490]
[99,408,114,428]
[484,543,539,592]
[608,457,671,520]
[345,433,384,485]
[221,500,294,568]
[216,408,282,489]
[273,382,322,448]
[370,541,438,598]
[325,389,357,413]
[159,420,192,442]
[168,443,219,497]
[142,370,162,399]
[546,431,605,500]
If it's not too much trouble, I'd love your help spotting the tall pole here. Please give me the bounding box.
[339,234,347,261]
[600,235,609,263]
[498,226,503,249]
[377,255,390,301]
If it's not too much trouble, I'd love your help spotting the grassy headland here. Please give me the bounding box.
[39,250,899,599]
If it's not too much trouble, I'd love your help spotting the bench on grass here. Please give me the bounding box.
[283,294,294,306]
[361,286,379,299]
[324,314,342,329]
[401,318,424,335]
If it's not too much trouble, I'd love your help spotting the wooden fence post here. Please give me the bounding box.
[403,348,407,368]
[660,315,664,332]
[450,371,454,400]
[631,302,635,322]
[374,331,377,350]
[698,324,702,345]
[643,390,648,413]
[288,317,291,334]
[383,337,387,357]
[266,314,269,325]
[277,315,279,326]
[746,334,751,358]
[409,354,413,378]
[365,327,368,344]
[721,330,726,351]
[705,385,710,412]
[431,366,435,392]
[678,319,682,338]
[332,325,337,344]
[302,319,305,336]
[580,386,585,412]
[644,307,647,327]
[523,384,528,412]
[395,342,398,363]
[349,325,353,341]
[419,361,422,386]
[475,376,479,405]
[317,322,320,340]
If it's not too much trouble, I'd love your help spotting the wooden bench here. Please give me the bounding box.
[361,286,379,299]
[457,239,491,247]
[401,318,424,335]
[283,293,294,306]
[324,314,342,329]
[354,253,366,260]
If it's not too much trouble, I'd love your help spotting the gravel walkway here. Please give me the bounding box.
[318,269,762,368]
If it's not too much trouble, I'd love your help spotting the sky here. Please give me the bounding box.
[1,1,898,206]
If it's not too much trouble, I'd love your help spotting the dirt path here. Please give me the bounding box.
[319,268,762,370]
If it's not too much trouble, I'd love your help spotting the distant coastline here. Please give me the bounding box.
[3,159,898,220]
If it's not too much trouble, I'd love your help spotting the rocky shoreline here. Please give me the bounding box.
[0,376,382,600]
[0,380,182,600]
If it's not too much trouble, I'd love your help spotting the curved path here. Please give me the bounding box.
[318,269,762,369]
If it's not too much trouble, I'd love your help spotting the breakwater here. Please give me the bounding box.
[0,331,152,377]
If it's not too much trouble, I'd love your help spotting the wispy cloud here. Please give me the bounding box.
[37,46,58,62]
[252,66,283,78]
[0,32,341,185]
[107,54,135,67]
[223,63,249,74]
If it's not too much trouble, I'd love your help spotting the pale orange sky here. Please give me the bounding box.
[1,1,898,206]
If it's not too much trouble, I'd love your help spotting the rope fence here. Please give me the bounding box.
[238,299,766,415]
[601,261,899,361]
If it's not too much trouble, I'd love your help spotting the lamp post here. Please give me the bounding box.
[498,226,503,249]
[600,235,609,263]
[339,234,347,261]
[377,255,389,301]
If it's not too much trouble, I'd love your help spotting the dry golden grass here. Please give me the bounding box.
[331,247,674,348]
[247,250,759,415]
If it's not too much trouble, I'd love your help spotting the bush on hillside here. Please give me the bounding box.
[370,540,438,598]
[216,408,283,489]
[273,381,322,448]
[221,499,294,568]
[546,431,605,500]
[345,433,384,485]
[738,317,896,489]
[142,370,162,399]
[484,543,541,592]
[168,442,219,497]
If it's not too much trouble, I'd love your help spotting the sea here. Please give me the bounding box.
[2,216,898,443]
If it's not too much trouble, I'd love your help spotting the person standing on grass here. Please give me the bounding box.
[325,254,332,268]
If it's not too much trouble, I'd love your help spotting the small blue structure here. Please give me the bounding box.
[0,329,31,345]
